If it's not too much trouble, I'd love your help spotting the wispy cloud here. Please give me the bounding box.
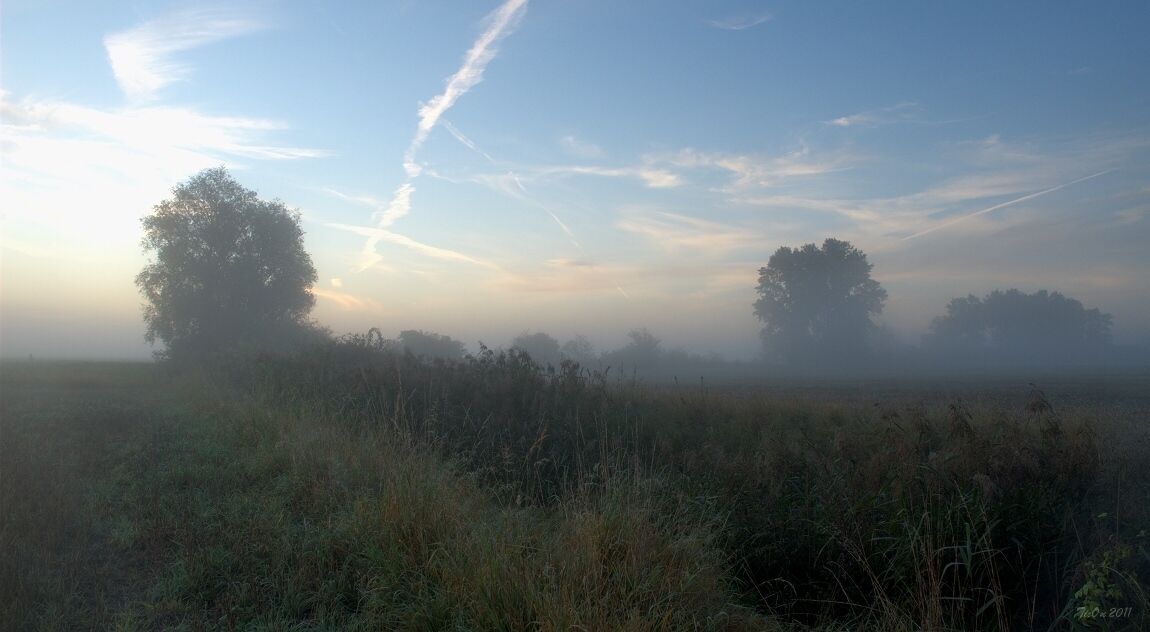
[352,0,529,276]
[1,93,324,250]
[709,13,772,30]
[331,223,500,270]
[560,134,604,158]
[488,259,754,300]
[442,120,496,161]
[547,165,681,188]
[666,146,854,190]
[826,102,917,127]
[897,169,1113,242]
[617,209,762,256]
[3,97,325,160]
[104,7,267,101]
[536,259,630,297]
[731,133,1150,252]
[375,182,415,227]
[403,0,528,177]
[310,287,384,313]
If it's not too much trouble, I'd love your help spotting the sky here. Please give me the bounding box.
[2,0,1149,360]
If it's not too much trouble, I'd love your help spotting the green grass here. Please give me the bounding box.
[1,360,768,630]
[3,350,1148,630]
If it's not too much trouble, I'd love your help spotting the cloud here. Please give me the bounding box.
[403,0,528,175]
[345,0,528,278]
[728,132,1150,255]
[376,182,415,227]
[827,102,917,127]
[897,170,1113,242]
[442,120,496,161]
[0,93,325,250]
[310,287,383,313]
[617,209,763,256]
[319,188,388,208]
[463,170,585,249]
[546,165,681,188]
[3,97,325,160]
[330,223,500,270]
[710,13,772,30]
[546,258,596,267]
[560,135,604,158]
[104,7,267,101]
[488,259,754,300]
[828,113,876,128]
[666,146,854,190]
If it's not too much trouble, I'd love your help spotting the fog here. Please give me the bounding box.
[3,306,1148,375]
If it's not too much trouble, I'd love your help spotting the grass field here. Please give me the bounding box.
[2,351,1148,630]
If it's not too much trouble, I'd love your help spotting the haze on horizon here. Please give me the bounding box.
[3,0,1149,361]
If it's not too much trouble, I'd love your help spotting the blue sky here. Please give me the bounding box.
[3,0,1149,359]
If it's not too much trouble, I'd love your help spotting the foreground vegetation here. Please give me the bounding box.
[3,347,1148,630]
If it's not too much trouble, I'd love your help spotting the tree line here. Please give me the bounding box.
[136,168,1128,369]
[753,238,1119,367]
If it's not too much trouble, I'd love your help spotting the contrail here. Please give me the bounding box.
[333,223,499,270]
[358,0,529,270]
[501,172,630,298]
[402,0,528,178]
[900,169,1112,242]
[443,120,496,162]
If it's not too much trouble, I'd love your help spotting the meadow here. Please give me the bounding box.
[2,343,1148,631]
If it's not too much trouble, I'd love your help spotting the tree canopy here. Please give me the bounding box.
[510,332,563,367]
[560,335,596,365]
[135,167,318,358]
[754,238,887,365]
[399,330,467,360]
[600,328,664,372]
[925,289,1113,364]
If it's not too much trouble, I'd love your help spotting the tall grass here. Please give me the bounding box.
[3,344,1148,630]
[248,336,1150,630]
[2,359,769,630]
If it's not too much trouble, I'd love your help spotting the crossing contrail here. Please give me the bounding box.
[352,0,529,271]
[899,169,1112,242]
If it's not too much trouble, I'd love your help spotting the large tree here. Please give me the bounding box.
[136,167,318,358]
[754,238,887,365]
[925,289,1112,363]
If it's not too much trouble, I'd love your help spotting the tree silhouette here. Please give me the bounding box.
[510,331,562,367]
[560,335,596,365]
[601,328,664,373]
[754,238,887,365]
[136,167,318,358]
[399,330,467,360]
[925,289,1112,363]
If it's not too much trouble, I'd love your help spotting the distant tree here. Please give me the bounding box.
[602,328,664,372]
[399,330,466,360]
[754,238,887,365]
[135,167,318,358]
[510,331,562,367]
[925,289,1112,363]
[560,334,596,365]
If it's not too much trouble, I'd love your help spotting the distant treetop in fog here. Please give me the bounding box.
[925,289,1112,364]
